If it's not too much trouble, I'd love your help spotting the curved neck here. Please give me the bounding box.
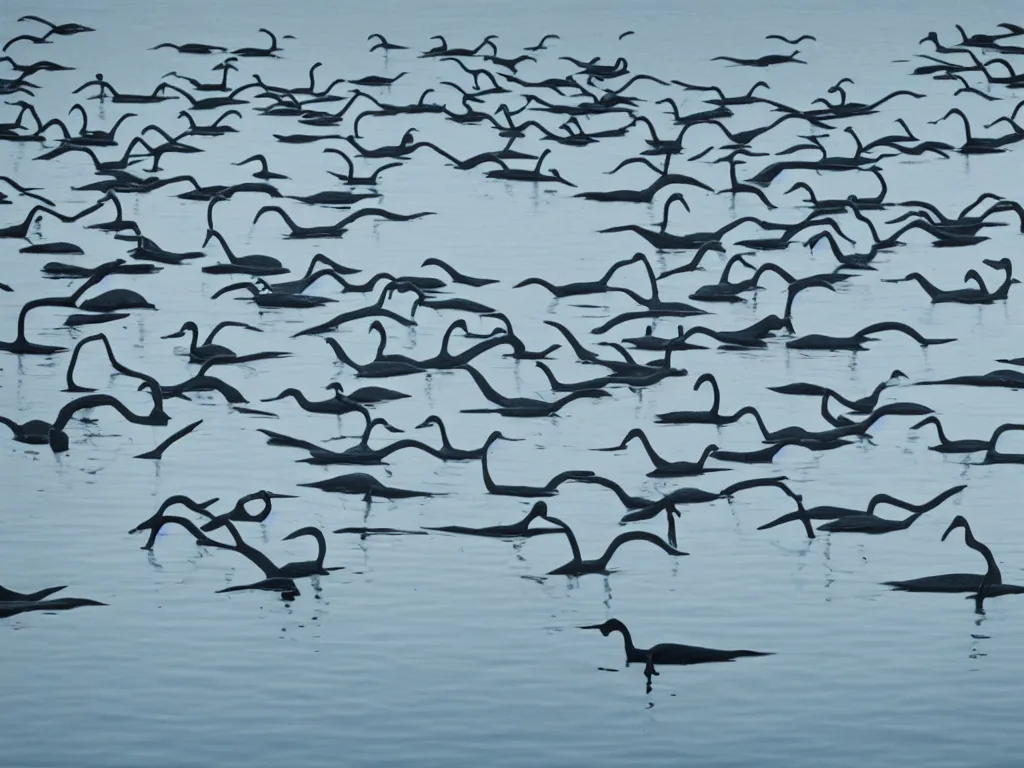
[180,324,199,354]
[697,444,716,466]
[701,375,720,413]
[627,430,664,466]
[658,197,684,231]
[288,389,313,407]
[612,625,638,657]
[963,527,1003,584]
[480,436,499,491]
[429,419,453,448]
[550,516,583,563]
[923,416,949,444]
[728,406,770,436]
[439,323,462,355]
[949,110,972,143]
[370,325,387,360]
[206,229,235,259]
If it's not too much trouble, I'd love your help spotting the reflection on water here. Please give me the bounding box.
[3,0,1024,766]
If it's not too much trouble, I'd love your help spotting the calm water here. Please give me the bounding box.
[3,1,1024,766]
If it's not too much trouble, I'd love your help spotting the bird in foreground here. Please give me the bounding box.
[581,618,772,688]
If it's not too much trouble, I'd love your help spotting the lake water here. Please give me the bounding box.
[3,1,1024,766]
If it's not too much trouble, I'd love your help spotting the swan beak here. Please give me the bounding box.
[266,492,297,499]
[161,331,184,339]
[579,624,605,630]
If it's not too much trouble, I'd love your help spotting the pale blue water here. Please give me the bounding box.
[3,1,1024,766]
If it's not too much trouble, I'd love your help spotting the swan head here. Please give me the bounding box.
[664,192,690,212]
[983,257,1013,271]
[579,619,628,637]
[694,373,716,391]
[370,418,403,435]
[941,515,970,542]
[283,526,323,543]
[161,321,195,340]
[909,416,936,431]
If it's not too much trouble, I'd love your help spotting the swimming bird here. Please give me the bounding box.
[786,321,954,350]
[427,501,560,537]
[817,485,966,534]
[326,338,425,378]
[326,381,409,404]
[0,258,122,354]
[915,369,1024,389]
[758,485,965,532]
[77,288,155,313]
[162,320,287,364]
[232,28,284,57]
[234,153,287,180]
[0,595,106,618]
[148,356,249,405]
[768,370,908,413]
[323,148,401,185]
[785,167,889,214]
[976,424,1024,465]
[654,373,737,425]
[480,432,592,496]
[457,363,610,417]
[201,229,287,276]
[929,107,1017,154]
[261,387,369,417]
[413,417,504,461]
[213,281,335,308]
[72,73,173,103]
[534,359,685,392]
[18,15,93,36]
[525,34,560,51]
[159,81,262,110]
[253,205,434,239]
[595,429,725,478]
[421,257,497,287]
[513,252,644,297]
[293,285,417,337]
[299,472,438,500]
[713,50,805,67]
[0,386,168,453]
[152,41,227,55]
[580,619,772,679]
[544,515,687,575]
[0,199,103,239]
[885,516,1024,596]
[212,523,338,592]
[368,34,407,51]
[123,233,205,265]
[910,416,994,453]
[883,262,1017,304]
[483,148,575,186]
